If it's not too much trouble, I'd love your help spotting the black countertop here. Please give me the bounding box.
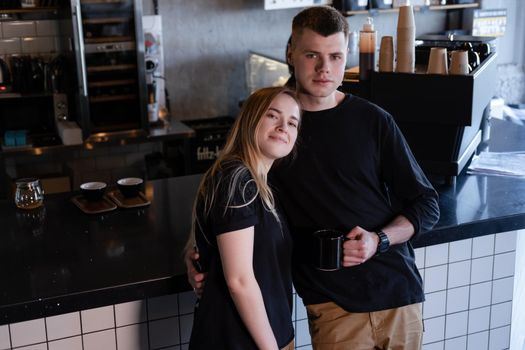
[1,119,525,325]
[1,175,201,325]
[414,117,525,247]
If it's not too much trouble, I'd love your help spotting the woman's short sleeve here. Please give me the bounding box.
[209,171,259,236]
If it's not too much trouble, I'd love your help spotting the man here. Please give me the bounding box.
[188,6,439,349]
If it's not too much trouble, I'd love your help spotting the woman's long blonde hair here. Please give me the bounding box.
[185,86,301,251]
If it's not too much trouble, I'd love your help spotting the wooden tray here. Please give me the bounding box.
[107,190,150,208]
[71,195,117,214]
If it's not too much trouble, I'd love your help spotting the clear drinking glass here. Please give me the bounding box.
[15,178,44,209]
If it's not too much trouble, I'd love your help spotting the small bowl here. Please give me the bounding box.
[117,177,143,198]
[80,182,107,201]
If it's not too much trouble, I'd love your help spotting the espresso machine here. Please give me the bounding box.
[368,35,497,184]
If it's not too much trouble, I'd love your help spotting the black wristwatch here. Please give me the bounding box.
[375,230,390,255]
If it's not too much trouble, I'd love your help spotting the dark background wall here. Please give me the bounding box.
[141,0,523,120]
[141,0,446,120]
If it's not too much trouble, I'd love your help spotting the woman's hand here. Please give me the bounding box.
[184,249,206,297]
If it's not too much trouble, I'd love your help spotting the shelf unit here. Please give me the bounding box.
[342,3,478,16]
[0,6,59,14]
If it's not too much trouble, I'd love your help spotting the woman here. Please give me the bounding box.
[186,86,301,350]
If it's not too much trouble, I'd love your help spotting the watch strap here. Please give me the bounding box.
[375,230,390,255]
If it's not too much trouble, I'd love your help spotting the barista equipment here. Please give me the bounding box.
[0,54,76,148]
[369,35,497,184]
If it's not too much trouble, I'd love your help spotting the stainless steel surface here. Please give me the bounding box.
[72,0,88,99]
[133,0,148,133]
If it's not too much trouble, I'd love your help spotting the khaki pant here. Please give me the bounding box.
[306,302,423,350]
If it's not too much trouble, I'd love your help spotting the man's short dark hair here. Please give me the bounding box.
[291,6,349,45]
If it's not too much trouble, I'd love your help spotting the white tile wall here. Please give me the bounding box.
[448,260,471,288]
[0,325,9,350]
[81,306,115,333]
[0,231,518,350]
[445,336,467,350]
[423,316,446,344]
[490,302,512,329]
[510,230,525,350]
[445,311,468,339]
[10,319,46,348]
[467,331,489,350]
[83,329,116,350]
[468,306,491,333]
[470,281,492,309]
[115,300,146,327]
[116,324,148,350]
[495,231,517,254]
[295,295,307,320]
[148,317,179,349]
[2,21,36,38]
[35,21,59,37]
[147,294,178,321]
[21,37,55,54]
[15,343,47,350]
[426,243,449,267]
[48,336,82,350]
[473,235,495,258]
[295,319,310,347]
[179,314,193,344]
[449,239,472,263]
[446,286,470,313]
[424,291,447,319]
[492,277,514,304]
[425,265,448,293]
[177,291,197,315]
[423,341,444,350]
[46,311,81,341]
[471,256,494,284]
[489,325,510,350]
[415,247,425,268]
[493,251,516,279]
[0,38,21,55]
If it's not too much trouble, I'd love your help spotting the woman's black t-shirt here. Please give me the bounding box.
[189,164,294,350]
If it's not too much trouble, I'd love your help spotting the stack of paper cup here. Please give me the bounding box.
[379,36,394,72]
[449,50,470,75]
[427,47,448,75]
[396,5,415,73]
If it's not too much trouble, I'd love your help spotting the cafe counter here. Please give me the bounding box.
[1,118,525,326]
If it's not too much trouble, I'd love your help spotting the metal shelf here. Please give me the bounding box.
[0,6,59,14]
[342,3,479,16]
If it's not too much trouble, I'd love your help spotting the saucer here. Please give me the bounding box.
[72,195,117,214]
[107,190,150,209]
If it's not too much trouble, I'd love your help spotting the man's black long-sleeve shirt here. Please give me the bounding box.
[272,94,440,312]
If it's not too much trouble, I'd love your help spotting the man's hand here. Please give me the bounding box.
[185,248,206,297]
[342,226,379,267]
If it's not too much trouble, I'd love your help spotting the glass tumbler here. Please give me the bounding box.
[15,178,44,209]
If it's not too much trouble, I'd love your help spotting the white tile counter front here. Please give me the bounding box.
[0,229,523,350]
[418,230,522,350]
